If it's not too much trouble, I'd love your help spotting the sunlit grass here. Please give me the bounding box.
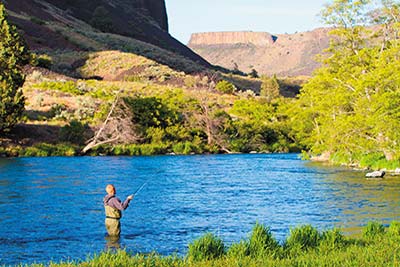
[19,221,400,267]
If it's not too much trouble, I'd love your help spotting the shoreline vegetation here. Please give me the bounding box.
[21,221,400,267]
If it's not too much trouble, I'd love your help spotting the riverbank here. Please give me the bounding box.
[24,222,400,267]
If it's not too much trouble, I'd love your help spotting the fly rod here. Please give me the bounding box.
[133,182,147,196]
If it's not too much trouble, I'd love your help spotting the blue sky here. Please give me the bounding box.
[166,0,328,44]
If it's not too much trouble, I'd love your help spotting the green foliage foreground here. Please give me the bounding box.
[0,3,30,133]
[26,222,400,267]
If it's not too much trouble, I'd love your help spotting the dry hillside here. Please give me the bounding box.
[4,0,211,73]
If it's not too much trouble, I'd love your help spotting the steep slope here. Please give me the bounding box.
[189,29,332,76]
[4,0,211,72]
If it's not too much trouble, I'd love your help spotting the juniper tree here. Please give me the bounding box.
[260,75,280,102]
[0,3,29,133]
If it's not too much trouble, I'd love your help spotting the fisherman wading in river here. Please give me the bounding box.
[103,184,133,237]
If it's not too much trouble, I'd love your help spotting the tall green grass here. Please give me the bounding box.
[187,233,225,261]
[22,222,400,267]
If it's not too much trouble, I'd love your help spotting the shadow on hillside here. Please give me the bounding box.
[2,123,92,146]
[5,123,62,145]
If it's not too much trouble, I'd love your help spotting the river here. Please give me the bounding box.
[0,154,399,265]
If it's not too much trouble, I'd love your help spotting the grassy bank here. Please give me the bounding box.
[25,222,400,267]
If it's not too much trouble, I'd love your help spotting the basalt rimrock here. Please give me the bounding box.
[189,32,278,47]
[188,29,332,76]
[4,0,210,69]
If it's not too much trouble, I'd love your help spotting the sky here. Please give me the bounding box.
[166,0,328,44]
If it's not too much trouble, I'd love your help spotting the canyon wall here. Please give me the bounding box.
[189,32,277,47]
[189,28,332,76]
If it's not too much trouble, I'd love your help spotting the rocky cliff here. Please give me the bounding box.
[189,32,277,47]
[4,0,210,70]
[189,29,332,76]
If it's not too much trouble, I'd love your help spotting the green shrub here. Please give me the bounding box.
[249,223,279,258]
[359,153,386,168]
[387,221,400,238]
[20,143,77,157]
[49,103,67,118]
[139,143,169,156]
[227,240,250,259]
[35,81,83,95]
[60,120,87,145]
[22,146,49,157]
[184,76,197,88]
[358,153,400,170]
[124,75,143,82]
[330,151,352,165]
[215,80,236,94]
[187,233,225,261]
[320,228,346,250]
[111,145,126,156]
[31,53,52,69]
[112,144,141,156]
[172,141,194,155]
[285,225,321,251]
[363,222,385,240]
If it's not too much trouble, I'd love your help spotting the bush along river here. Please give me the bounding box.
[0,154,399,266]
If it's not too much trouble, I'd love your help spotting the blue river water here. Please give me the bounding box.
[0,154,399,265]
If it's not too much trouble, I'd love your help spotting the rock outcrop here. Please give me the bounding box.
[189,32,277,47]
[188,29,332,76]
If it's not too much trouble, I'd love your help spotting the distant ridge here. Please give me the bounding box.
[188,28,332,76]
[189,31,278,47]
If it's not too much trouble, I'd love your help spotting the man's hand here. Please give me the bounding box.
[127,195,134,200]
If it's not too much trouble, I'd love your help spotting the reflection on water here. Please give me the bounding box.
[105,235,121,250]
[0,155,399,265]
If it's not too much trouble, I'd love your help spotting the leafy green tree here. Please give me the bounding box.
[124,96,180,130]
[228,98,293,152]
[289,0,400,166]
[0,3,30,133]
[321,0,372,55]
[260,75,280,102]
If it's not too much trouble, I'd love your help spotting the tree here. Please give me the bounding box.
[248,68,259,78]
[289,0,400,166]
[0,3,30,133]
[260,75,280,102]
[82,95,141,154]
[321,0,372,55]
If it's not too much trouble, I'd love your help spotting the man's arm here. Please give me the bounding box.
[109,196,132,210]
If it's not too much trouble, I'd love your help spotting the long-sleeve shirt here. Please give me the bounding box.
[103,194,131,210]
